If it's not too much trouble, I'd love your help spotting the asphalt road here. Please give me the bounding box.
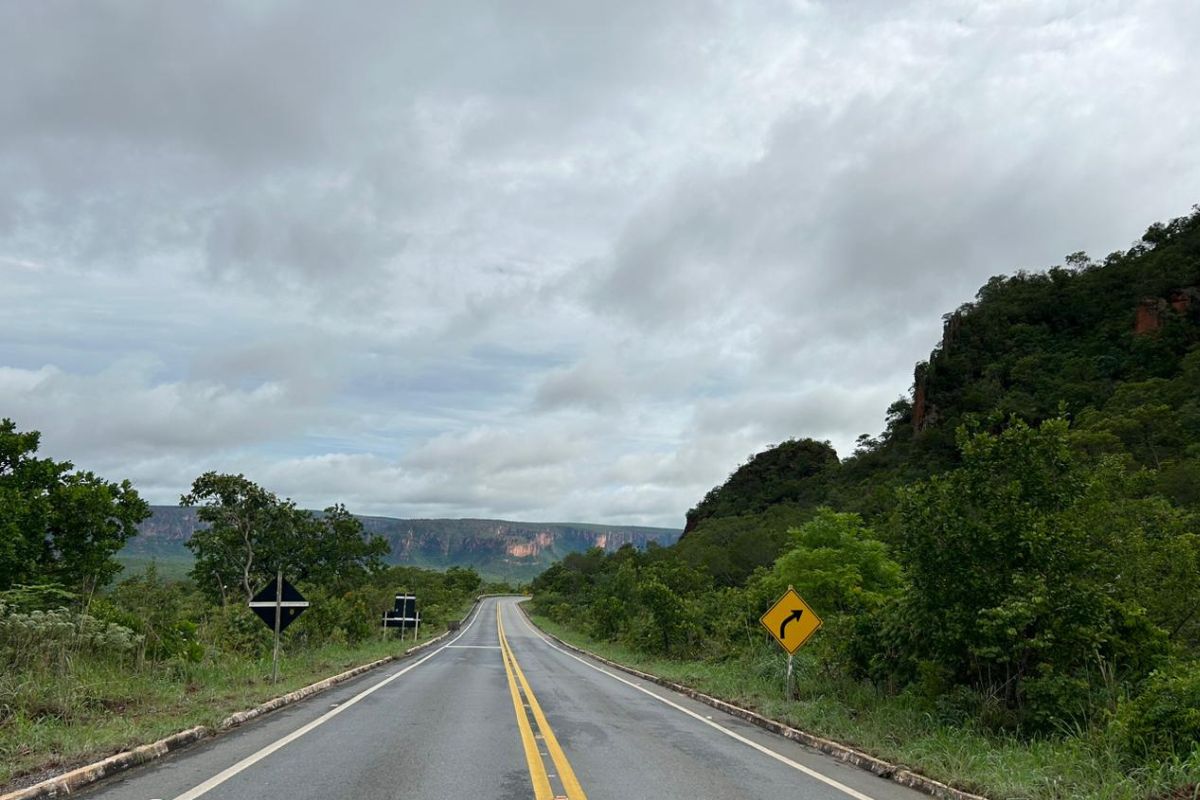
[78,596,931,800]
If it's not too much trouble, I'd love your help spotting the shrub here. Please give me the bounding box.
[0,601,141,673]
[1117,661,1200,761]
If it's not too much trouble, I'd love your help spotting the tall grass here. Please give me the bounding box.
[531,615,1200,800]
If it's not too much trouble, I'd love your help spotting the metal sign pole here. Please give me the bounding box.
[272,569,282,684]
[786,653,794,699]
[414,612,420,642]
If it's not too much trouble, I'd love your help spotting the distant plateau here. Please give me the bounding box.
[119,506,681,582]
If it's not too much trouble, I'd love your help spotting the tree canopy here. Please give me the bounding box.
[0,418,149,597]
[181,472,388,605]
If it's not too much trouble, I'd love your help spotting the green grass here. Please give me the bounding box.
[0,617,463,790]
[114,555,193,582]
[529,614,1200,800]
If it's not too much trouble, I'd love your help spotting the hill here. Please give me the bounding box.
[120,506,680,582]
[675,208,1200,581]
[531,208,1200,774]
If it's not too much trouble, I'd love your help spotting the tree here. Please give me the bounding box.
[182,473,289,604]
[0,419,149,598]
[894,418,1168,726]
[181,473,389,604]
[756,509,902,615]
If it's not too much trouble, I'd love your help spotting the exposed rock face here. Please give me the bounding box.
[1134,288,1198,335]
[910,312,964,433]
[1136,298,1167,334]
[124,507,680,580]
[911,362,941,433]
[912,369,929,432]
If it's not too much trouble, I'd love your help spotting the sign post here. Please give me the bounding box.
[759,585,823,698]
[248,574,310,684]
[272,570,282,684]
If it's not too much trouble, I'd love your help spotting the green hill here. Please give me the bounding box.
[532,208,1200,775]
[676,208,1200,582]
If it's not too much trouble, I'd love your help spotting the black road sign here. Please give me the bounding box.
[383,593,418,629]
[394,594,416,618]
[249,577,309,632]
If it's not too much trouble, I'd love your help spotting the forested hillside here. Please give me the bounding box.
[531,208,1200,798]
[677,207,1200,574]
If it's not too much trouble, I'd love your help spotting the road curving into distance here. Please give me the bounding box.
[76,597,931,800]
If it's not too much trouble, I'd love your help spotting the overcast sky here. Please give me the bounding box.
[2,1,1198,527]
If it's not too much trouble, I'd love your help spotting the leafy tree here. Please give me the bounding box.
[0,419,149,598]
[182,472,290,604]
[181,473,388,604]
[894,418,1168,726]
[755,509,902,615]
[295,503,388,589]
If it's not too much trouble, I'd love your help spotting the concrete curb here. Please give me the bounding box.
[0,597,487,800]
[518,603,989,800]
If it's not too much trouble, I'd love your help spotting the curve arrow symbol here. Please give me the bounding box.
[779,608,804,640]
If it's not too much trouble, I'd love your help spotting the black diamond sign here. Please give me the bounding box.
[248,578,309,632]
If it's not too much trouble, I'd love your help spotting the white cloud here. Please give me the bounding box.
[2,0,1198,527]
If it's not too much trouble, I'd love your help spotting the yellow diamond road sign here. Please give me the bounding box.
[760,587,823,654]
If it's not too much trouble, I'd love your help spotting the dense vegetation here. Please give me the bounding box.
[532,209,1200,798]
[0,426,513,787]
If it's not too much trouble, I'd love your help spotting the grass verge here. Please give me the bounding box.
[0,613,466,791]
[529,614,1199,800]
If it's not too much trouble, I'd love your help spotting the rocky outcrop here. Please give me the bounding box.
[1134,287,1198,335]
[912,365,930,432]
[125,507,680,579]
[910,311,964,434]
[1135,298,1165,334]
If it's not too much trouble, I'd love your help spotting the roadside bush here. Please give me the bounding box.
[753,509,902,616]
[0,583,77,612]
[92,566,205,663]
[200,604,272,656]
[0,601,141,673]
[588,595,627,640]
[291,587,384,646]
[1117,661,1200,761]
[894,419,1170,730]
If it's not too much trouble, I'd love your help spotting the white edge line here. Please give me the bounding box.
[510,602,879,800]
[446,644,502,649]
[170,600,488,800]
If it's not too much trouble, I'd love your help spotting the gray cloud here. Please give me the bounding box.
[2,1,1198,526]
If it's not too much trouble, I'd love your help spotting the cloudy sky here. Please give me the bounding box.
[2,1,1198,527]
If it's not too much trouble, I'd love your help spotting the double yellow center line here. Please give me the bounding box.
[497,607,588,800]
